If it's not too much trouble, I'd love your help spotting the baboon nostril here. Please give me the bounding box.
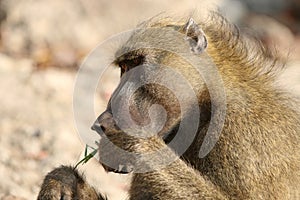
[100,125,106,132]
[92,111,118,135]
[99,118,115,132]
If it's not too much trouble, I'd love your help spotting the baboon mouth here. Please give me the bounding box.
[96,136,133,174]
[101,162,133,174]
[92,126,133,174]
[93,119,179,174]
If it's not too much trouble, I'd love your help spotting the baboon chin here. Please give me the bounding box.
[38,12,300,200]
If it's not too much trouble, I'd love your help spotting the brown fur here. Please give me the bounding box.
[38,12,300,199]
[37,166,105,200]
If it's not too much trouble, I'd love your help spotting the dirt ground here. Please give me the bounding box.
[0,0,299,200]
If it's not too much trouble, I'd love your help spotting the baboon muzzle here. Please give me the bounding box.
[91,111,132,174]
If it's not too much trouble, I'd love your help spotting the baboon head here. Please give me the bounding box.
[91,17,214,173]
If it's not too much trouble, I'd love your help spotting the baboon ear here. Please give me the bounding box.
[184,18,207,54]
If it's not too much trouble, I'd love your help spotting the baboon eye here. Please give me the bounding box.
[118,55,144,75]
[119,62,128,74]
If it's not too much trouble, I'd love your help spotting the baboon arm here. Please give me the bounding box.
[130,158,228,200]
[103,130,228,199]
[122,135,228,199]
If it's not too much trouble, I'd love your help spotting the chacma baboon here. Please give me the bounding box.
[38,12,300,200]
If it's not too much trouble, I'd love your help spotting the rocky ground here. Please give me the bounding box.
[0,0,299,200]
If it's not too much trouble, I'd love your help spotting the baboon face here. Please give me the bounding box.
[92,18,208,173]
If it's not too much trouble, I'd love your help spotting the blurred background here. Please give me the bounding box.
[0,0,299,199]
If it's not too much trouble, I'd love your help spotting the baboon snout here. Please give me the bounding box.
[91,111,118,135]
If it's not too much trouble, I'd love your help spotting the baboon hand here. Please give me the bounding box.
[37,166,103,200]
